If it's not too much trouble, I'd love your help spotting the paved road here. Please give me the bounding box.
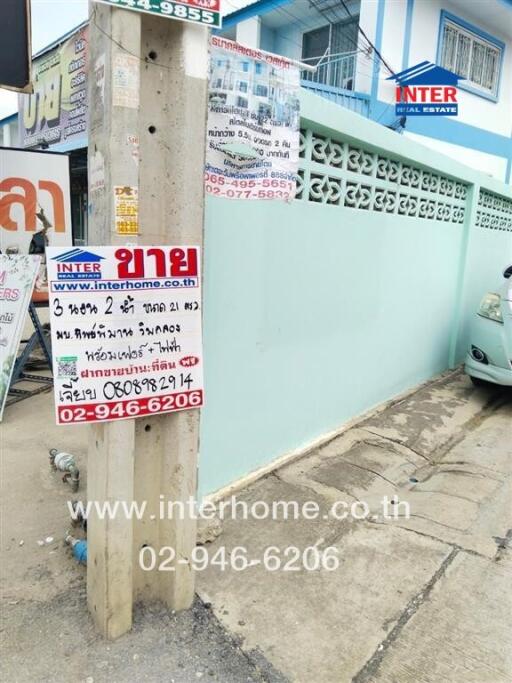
[1,371,511,682]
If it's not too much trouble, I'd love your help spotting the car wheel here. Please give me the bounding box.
[469,376,489,387]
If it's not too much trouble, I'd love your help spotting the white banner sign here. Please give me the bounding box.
[0,255,40,420]
[205,37,300,201]
[0,148,72,254]
[47,246,204,425]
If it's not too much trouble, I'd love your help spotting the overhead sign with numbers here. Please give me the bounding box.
[93,0,221,28]
[47,246,204,425]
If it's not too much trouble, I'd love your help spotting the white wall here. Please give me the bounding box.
[354,0,379,94]
[236,17,261,48]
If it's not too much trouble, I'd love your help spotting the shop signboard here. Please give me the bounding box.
[0,255,40,420]
[47,245,204,425]
[0,148,73,255]
[18,25,88,149]
[93,0,221,29]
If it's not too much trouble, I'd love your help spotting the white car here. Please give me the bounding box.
[464,266,512,387]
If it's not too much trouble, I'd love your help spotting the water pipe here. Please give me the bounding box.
[49,449,80,492]
[65,534,87,564]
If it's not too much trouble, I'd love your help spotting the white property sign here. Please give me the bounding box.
[47,246,204,425]
[205,37,301,201]
[0,255,40,420]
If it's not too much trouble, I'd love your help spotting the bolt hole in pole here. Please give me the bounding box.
[144,424,151,432]
[148,50,157,60]
[148,125,156,134]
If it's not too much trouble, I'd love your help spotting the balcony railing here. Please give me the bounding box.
[301,50,370,118]
[301,50,357,91]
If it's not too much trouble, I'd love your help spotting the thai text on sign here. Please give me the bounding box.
[47,246,204,425]
[205,37,301,201]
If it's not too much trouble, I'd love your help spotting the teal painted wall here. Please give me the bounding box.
[199,90,512,497]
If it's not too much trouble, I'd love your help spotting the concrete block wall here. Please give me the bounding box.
[198,89,512,497]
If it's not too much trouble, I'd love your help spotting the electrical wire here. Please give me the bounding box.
[338,0,395,75]
[89,4,174,71]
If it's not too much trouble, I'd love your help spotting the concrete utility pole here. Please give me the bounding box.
[87,1,208,638]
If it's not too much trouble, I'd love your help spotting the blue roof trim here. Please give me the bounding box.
[0,113,18,126]
[220,0,294,30]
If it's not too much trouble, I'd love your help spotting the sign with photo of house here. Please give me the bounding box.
[205,37,301,201]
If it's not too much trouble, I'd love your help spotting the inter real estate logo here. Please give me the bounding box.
[387,61,461,117]
[52,248,105,280]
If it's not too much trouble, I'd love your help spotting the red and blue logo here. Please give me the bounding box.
[52,249,105,280]
[387,61,461,116]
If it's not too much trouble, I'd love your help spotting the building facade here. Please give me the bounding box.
[220,0,512,184]
[1,0,510,247]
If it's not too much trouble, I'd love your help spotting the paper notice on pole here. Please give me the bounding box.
[112,53,140,109]
[90,150,105,194]
[0,255,40,420]
[47,246,204,425]
[114,186,139,235]
[205,37,301,201]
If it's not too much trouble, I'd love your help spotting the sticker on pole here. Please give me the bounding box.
[93,0,221,28]
[47,246,204,425]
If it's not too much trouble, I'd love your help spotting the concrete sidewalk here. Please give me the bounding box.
[197,372,512,683]
[1,370,511,682]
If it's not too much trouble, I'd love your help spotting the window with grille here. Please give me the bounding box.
[439,16,503,99]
